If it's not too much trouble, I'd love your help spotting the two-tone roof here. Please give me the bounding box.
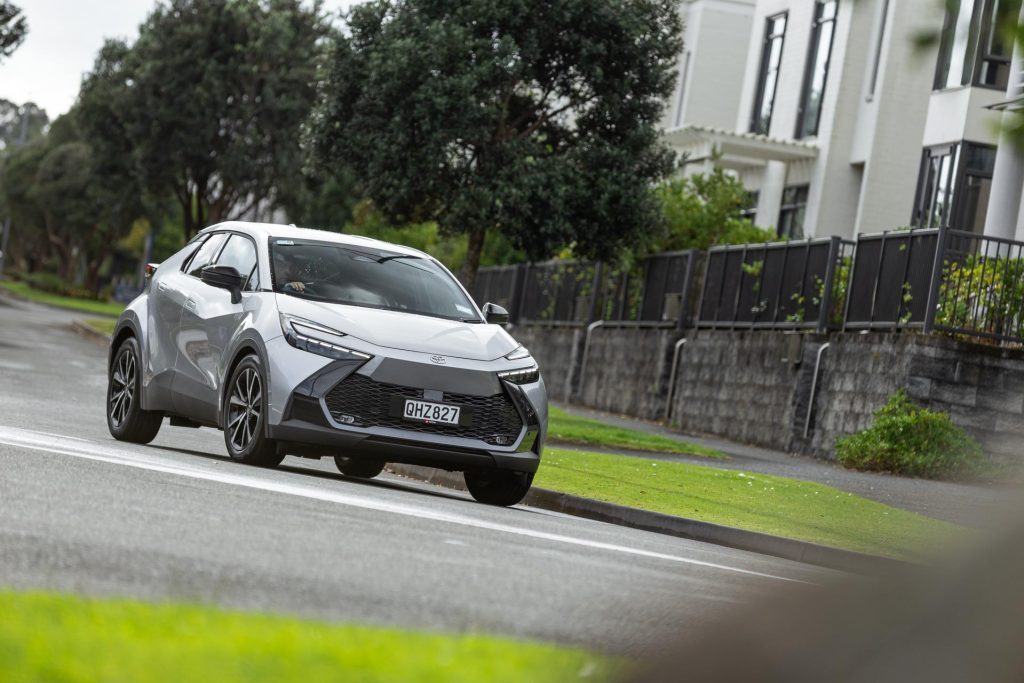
[201,221,431,260]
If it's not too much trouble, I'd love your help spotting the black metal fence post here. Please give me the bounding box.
[923,226,948,335]
[816,236,840,334]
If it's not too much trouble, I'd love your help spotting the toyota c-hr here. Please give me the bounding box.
[106,222,546,506]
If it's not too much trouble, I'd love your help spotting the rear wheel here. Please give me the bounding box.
[107,337,162,443]
[334,457,385,479]
[464,469,535,507]
[223,355,283,468]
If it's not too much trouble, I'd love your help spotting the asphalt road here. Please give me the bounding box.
[0,295,837,656]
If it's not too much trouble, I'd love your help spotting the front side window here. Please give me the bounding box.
[215,235,259,291]
[185,233,228,278]
[778,185,809,239]
[796,0,839,138]
[911,142,996,231]
[934,0,1019,90]
[270,239,481,322]
[750,13,788,135]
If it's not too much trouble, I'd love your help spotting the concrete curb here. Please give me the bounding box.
[385,463,914,575]
[70,320,112,349]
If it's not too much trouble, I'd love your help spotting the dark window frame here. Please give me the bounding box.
[777,185,810,239]
[911,141,997,230]
[933,0,1019,91]
[750,12,789,135]
[795,0,839,139]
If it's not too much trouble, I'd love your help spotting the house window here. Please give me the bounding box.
[867,0,890,98]
[912,142,996,231]
[750,13,788,135]
[933,0,1019,91]
[778,185,809,239]
[796,0,839,138]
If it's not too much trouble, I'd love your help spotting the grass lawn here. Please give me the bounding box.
[84,317,118,337]
[547,407,723,459]
[534,448,959,558]
[0,591,617,683]
[0,280,124,317]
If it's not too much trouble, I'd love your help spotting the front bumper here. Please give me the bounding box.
[268,356,545,473]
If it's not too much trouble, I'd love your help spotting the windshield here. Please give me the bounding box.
[270,238,481,322]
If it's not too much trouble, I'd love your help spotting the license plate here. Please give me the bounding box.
[403,399,461,425]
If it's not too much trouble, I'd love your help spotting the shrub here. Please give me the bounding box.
[835,390,988,479]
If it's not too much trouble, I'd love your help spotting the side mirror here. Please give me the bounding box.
[201,265,243,304]
[482,302,509,325]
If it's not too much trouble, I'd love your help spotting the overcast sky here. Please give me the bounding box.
[1,0,356,118]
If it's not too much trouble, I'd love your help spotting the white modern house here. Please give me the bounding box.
[664,0,1024,243]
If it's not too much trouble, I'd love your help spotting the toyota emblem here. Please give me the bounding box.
[430,355,447,365]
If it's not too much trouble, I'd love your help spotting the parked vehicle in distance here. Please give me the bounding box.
[106,222,546,506]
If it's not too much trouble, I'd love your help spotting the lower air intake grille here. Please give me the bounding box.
[324,373,523,445]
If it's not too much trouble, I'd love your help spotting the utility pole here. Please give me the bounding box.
[0,108,31,279]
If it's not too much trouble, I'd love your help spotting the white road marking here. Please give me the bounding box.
[0,425,811,584]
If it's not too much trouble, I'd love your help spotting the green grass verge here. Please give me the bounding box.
[0,280,124,317]
[0,591,618,683]
[83,317,118,337]
[547,407,723,458]
[534,448,958,558]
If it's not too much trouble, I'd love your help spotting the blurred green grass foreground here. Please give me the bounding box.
[0,591,617,683]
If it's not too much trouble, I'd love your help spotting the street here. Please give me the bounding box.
[0,295,834,656]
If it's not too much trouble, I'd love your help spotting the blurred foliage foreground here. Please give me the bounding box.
[0,591,618,683]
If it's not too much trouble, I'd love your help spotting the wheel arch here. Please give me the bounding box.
[109,317,143,372]
[219,333,271,430]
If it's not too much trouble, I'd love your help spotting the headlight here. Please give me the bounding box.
[505,346,531,361]
[280,313,371,362]
[498,365,540,384]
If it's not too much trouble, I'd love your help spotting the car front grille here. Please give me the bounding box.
[323,372,523,446]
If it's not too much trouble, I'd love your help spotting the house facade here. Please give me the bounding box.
[664,0,1024,242]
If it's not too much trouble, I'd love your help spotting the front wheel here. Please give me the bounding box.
[223,355,284,468]
[334,457,385,479]
[464,469,535,507]
[107,337,162,443]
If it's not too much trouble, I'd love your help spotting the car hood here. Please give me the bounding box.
[275,295,518,361]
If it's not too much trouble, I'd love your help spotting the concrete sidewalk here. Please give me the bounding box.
[552,403,1015,528]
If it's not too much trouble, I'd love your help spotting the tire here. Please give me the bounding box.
[107,337,163,444]
[334,456,385,479]
[223,355,284,468]
[464,469,535,507]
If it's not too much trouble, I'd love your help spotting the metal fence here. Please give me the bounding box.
[472,251,699,327]
[696,237,854,334]
[473,226,1024,347]
[928,229,1024,345]
[843,229,939,330]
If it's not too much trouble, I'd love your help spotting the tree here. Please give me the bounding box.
[0,1,26,61]
[309,0,683,290]
[114,0,329,240]
[652,169,775,252]
[0,99,47,151]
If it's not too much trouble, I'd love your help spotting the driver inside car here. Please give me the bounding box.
[274,253,309,293]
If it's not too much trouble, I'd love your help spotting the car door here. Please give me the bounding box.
[173,232,258,424]
[143,235,211,412]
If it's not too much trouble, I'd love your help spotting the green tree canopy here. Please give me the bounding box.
[105,0,329,240]
[0,1,26,60]
[309,0,683,289]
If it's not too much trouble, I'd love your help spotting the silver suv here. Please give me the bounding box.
[106,222,546,506]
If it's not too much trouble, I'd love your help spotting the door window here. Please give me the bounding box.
[186,233,228,278]
[215,235,259,291]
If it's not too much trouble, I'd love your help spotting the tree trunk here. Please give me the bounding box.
[459,226,487,294]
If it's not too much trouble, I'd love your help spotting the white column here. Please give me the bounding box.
[756,160,788,234]
[984,5,1024,241]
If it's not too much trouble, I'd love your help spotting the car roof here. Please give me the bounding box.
[200,221,431,259]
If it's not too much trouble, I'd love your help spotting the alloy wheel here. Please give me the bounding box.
[227,367,262,452]
[109,349,136,428]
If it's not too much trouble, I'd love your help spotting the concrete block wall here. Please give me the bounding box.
[509,323,583,402]
[577,326,682,421]
[515,319,1024,464]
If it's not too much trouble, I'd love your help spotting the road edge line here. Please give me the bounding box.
[385,463,915,575]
